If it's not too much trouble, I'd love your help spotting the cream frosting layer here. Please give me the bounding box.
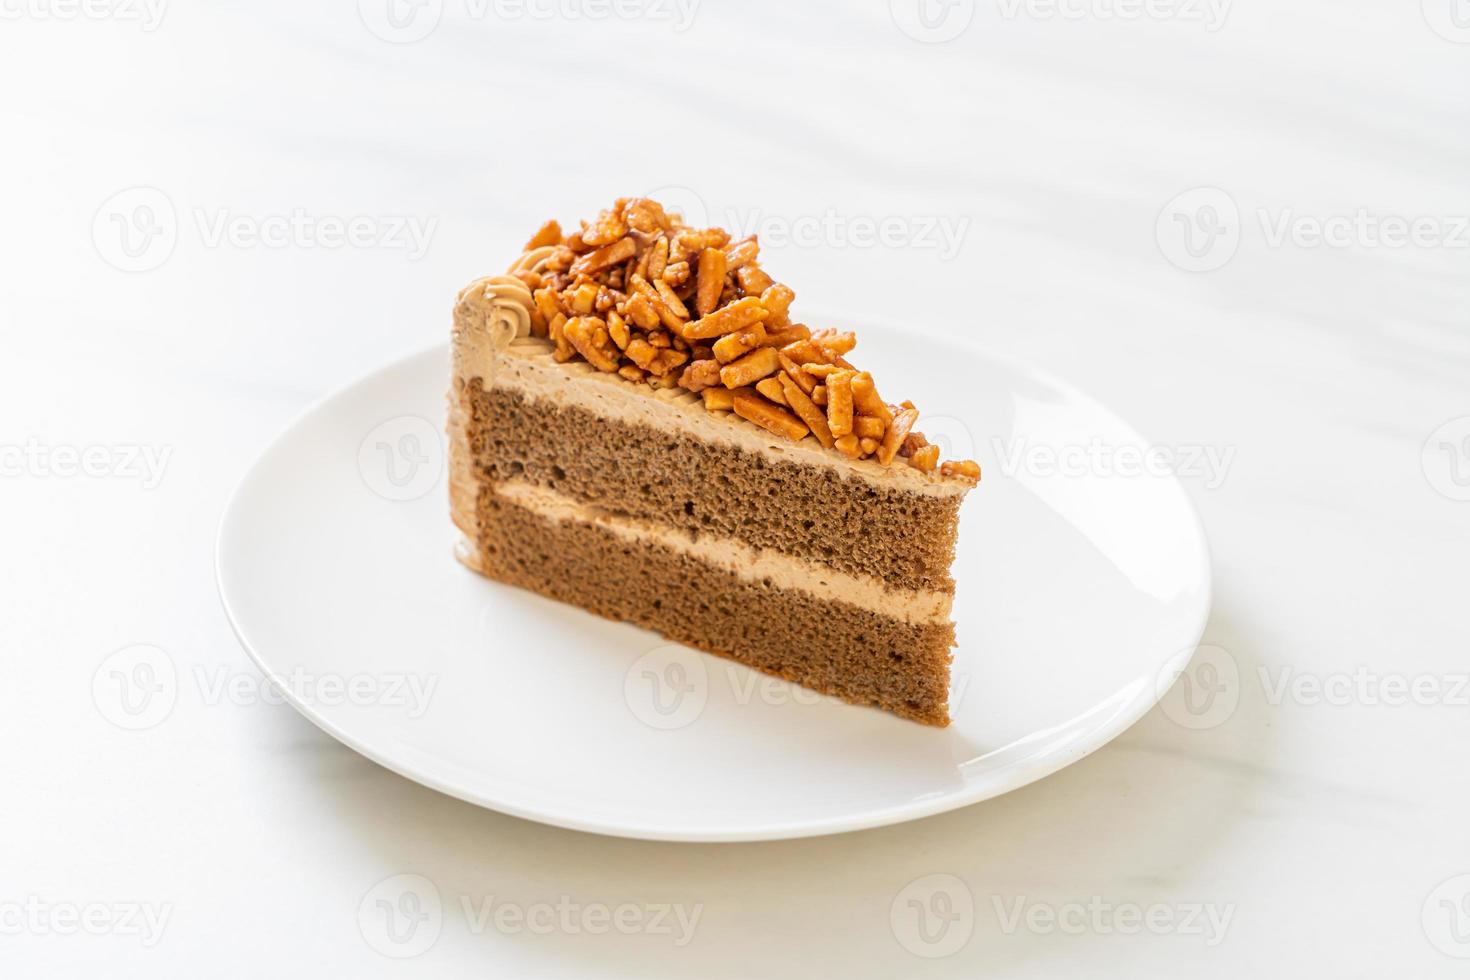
[491,480,953,625]
[457,332,968,500]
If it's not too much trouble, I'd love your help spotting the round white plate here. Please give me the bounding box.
[217,323,1211,842]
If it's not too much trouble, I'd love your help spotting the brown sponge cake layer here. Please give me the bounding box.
[465,484,954,725]
[462,381,964,594]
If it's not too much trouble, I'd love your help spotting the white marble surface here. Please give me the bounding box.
[3,1,1469,975]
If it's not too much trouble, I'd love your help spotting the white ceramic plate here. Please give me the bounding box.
[217,322,1211,842]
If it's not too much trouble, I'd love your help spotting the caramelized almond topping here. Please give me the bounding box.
[825,370,855,439]
[733,391,808,441]
[910,444,940,473]
[702,387,736,411]
[501,198,979,479]
[719,347,781,389]
[685,296,767,340]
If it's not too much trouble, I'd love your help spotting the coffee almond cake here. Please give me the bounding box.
[448,197,979,725]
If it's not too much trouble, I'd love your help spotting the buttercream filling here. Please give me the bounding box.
[490,480,954,626]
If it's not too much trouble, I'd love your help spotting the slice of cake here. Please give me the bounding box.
[448,198,979,725]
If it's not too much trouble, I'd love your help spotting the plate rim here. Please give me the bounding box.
[215,327,1213,842]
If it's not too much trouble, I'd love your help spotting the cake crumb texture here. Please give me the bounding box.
[463,381,964,594]
[469,487,954,726]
